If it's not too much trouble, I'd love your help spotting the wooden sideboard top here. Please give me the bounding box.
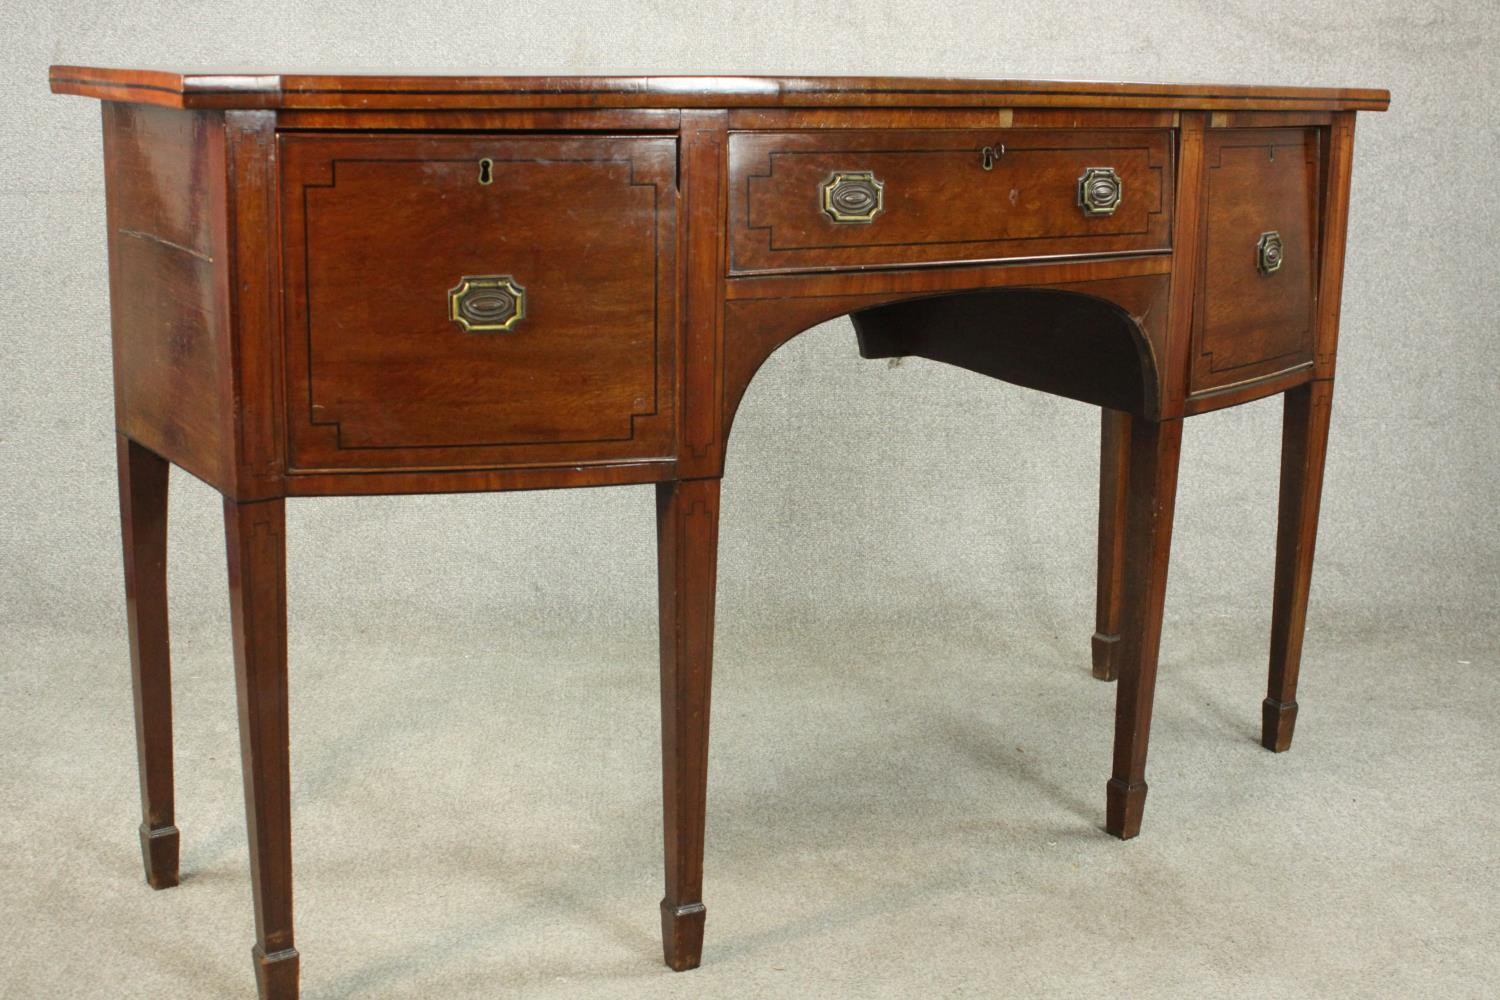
[49,65,1390,112]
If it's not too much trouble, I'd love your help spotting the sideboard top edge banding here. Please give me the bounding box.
[50,67,1391,113]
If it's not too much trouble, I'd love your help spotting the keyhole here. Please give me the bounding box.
[478,158,493,185]
[981,144,1005,171]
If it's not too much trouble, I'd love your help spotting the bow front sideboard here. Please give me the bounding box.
[48,67,1388,999]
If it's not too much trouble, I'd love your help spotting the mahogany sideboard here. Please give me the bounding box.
[49,67,1388,999]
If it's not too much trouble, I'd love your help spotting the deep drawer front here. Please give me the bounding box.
[728,129,1173,274]
[1191,128,1321,394]
[281,133,676,472]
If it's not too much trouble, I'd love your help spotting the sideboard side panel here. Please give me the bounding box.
[102,102,233,488]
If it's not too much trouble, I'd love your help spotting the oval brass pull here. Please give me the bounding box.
[821,170,884,224]
[1077,166,1123,216]
[448,275,526,332]
[1257,231,1285,275]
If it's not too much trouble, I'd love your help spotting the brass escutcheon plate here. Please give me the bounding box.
[821,170,885,223]
[1077,166,1123,217]
[448,275,526,332]
[1256,231,1285,275]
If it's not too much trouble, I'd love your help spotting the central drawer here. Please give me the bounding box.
[280,133,677,473]
[728,129,1173,275]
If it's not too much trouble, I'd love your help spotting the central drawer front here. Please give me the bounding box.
[728,129,1173,274]
[280,133,677,473]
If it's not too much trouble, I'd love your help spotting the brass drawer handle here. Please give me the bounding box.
[448,275,526,332]
[1257,231,1285,275]
[1077,166,1123,216]
[821,170,884,223]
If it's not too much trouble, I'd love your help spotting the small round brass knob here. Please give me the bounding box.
[1257,231,1285,275]
[1077,166,1123,217]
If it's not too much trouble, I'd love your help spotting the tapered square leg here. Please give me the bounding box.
[1263,381,1334,753]
[118,435,180,889]
[1106,417,1182,840]
[225,497,299,1000]
[1092,408,1132,681]
[655,478,720,972]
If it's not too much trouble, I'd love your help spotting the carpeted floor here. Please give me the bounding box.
[2,613,1495,998]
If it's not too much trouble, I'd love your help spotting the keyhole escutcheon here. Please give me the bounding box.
[478,158,494,185]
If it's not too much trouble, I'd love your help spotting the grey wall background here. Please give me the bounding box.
[2,2,1497,998]
[5,1,1497,650]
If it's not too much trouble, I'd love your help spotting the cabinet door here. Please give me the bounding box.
[281,133,677,472]
[1191,128,1321,395]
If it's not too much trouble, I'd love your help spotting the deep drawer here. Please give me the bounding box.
[1190,127,1322,394]
[280,133,677,472]
[728,129,1173,274]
